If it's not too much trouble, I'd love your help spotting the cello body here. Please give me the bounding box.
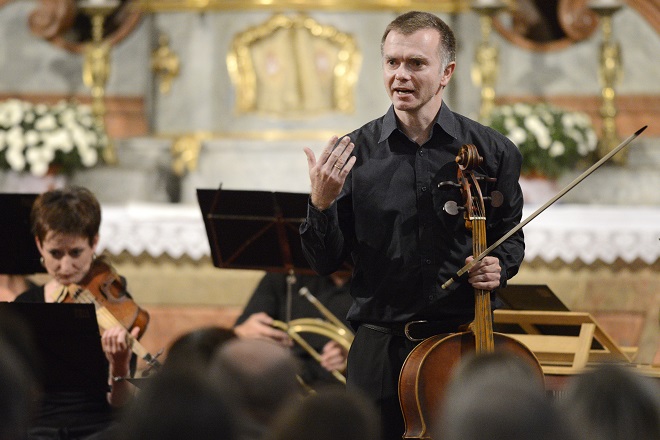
[399,331,544,439]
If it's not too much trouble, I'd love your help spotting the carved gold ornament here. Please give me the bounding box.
[227,13,361,116]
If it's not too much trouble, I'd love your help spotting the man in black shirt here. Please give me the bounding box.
[300,11,525,440]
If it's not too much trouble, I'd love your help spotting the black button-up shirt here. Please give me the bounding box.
[300,103,524,326]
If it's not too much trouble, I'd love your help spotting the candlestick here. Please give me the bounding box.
[471,0,506,123]
[589,0,625,164]
[79,0,119,165]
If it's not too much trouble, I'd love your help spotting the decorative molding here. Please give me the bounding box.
[136,0,470,13]
[0,93,148,138]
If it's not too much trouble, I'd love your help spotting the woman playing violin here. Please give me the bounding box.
[14,186,138,440]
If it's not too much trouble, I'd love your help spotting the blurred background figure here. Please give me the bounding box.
[559,362,660,440]
[209,338,303,440]
[0,307,40,440]
[0,274,34,302]
[233,271,352,389]
[265,388,380,440]
[433,351,574,440]
[111,369,237,440]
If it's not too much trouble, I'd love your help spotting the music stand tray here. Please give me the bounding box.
[0,302,108,392]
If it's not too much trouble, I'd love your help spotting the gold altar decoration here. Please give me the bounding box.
[79,0,119,165]
[589,0,625,165]
[471,0,506,123]
[151,33,180,95]
[171,133,206,177]
[227,13,361,116]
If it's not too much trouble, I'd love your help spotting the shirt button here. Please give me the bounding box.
[425,259,431,265]
[418,149,424,156]
[428,295,434,301]
[421,186,427,192]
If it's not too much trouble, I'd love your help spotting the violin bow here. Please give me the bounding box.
[441,125,648,289]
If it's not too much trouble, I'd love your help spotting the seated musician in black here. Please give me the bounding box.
[14,186,138,440]
[233,271,352,389]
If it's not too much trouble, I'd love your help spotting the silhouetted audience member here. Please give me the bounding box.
[161,326,236,374]
[559,362,660,440]
[0,307,41,440]
[0,340,36,440]
[209,338,303,440]
[265,388,380,440]
[111,369,236,440]
[433,351,574,440]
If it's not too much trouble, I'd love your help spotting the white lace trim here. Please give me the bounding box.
[97,203,660,265]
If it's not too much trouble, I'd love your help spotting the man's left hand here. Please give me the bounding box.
[466,255,501,291]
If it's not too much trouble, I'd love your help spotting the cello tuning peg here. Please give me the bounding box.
[485,191,504,207]
[443,201,463,216]
[438,180,461,189]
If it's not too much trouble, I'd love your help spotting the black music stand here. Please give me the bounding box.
[197,188,352,275]
[0,193,45,274]
[197,188,351,321]
[0,302,107,392]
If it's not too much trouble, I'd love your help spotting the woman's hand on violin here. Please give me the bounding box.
[304,135,356,211]
[466,255,501,291]
[320,340,348,372]
[102,325,140,370]
[234,312,293,348]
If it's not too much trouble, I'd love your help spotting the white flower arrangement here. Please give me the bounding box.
[488,103,598,178]
[0,99,107,176]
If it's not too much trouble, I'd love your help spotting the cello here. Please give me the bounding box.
[398,144,543,440]
[56,257,162,373]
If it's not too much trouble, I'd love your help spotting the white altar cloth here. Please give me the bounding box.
[97,204,660,265]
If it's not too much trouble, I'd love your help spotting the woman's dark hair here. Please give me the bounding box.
[31,186,101,246]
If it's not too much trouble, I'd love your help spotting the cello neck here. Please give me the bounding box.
[471,215,494,354]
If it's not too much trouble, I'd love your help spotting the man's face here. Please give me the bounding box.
[382,28,453,117]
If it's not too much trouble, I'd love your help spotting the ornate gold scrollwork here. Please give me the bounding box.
[171,133,205,177]
[151,33,180,95]
[227,13,361,117]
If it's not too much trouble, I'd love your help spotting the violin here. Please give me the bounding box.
[398,144,543,439]
[58,257,162,373]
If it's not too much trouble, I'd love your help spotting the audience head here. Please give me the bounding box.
[560,362,660,440]
[433,351,572,440]
[113,369,236,440]
[163,326,236,374]
[209,338,303,438]
[266,388,381,440]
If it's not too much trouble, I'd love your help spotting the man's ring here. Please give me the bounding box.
[334,164,342,170]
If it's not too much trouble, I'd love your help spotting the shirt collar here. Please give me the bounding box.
[379,102,459,144]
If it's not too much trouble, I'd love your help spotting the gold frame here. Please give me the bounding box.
[227,13,361,115]
[137,0,470,13]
